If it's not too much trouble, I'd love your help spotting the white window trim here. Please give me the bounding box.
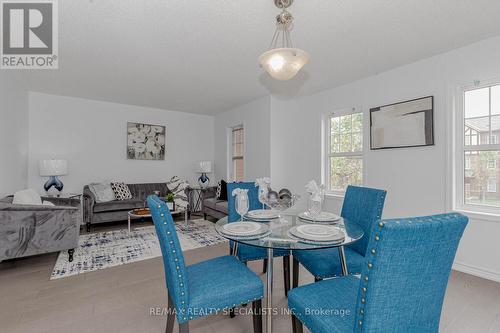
[321,107,364,196]
[453,78,500,215]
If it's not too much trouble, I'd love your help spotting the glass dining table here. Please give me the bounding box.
[215,211,364,333]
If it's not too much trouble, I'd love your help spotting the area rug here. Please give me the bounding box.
[50,219,227,280]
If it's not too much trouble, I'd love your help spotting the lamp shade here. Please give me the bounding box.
[197,161,212,173]
[39,159,68,176]
[259,47,309,81]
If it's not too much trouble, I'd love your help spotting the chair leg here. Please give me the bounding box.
[166,295,175,333]
[252,300,263,333]
[179,322,189,333]
[314,277,323,283]
[229,307,236,318]
[263,259,268,274]
[292,258,300,288]
[283,255,290,297]
[291,314,303,333]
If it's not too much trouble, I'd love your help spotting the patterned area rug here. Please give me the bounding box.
[50,219,227,280]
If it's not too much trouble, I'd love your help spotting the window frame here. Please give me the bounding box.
[322,107,364,196]
[454,79,500,215]
[227,124,245,182]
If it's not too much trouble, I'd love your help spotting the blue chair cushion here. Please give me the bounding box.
[236,243,289,262]
[288,276,359,333]
[292,247,365,279]
[186,255,264,321]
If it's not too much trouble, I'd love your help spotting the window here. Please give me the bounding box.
[487,178,497,193]
[488,156,497,169]
[459,82,500,211]
[465,155,471,170]
[230,125,244,182]
[324,110,363,193]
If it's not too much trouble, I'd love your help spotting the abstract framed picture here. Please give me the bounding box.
[127,122,166,160]
[370,96,434,150]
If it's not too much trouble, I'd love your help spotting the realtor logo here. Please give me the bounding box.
[1,0,58,69]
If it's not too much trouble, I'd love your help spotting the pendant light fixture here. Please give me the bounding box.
[259,0,309,81]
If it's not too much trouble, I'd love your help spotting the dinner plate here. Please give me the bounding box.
[246,209,279,220]
[298,211,340,222]
[222,222,264,235]
[289,225,345,242]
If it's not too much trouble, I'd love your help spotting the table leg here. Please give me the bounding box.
[266,248,273,333]
[338,246,349,276]
[128,215,131,233]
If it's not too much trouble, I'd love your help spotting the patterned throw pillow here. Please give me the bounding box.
[167,176,189,209]
[110,182,132,200]
[215,181,222,198]
[217,179,228,201]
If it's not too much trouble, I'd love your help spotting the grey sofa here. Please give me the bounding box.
[202,186,228,220]
[83,182,187,231]
[0,196,80,262]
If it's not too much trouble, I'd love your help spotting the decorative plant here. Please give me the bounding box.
[166,193,175,202]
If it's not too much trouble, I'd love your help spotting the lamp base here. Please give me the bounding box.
[197,173,210,188]
[44,176,64,192]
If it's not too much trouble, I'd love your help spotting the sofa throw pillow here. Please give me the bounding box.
[12,189,43,205]
[215,182,222,198]
[89,183,116,203]
[217,180,228,201]
[110,182,132,201]
[167,176,189,209]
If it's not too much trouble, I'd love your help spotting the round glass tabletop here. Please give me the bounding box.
[215,212,364,250]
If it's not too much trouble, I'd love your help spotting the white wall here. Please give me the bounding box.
[28,93,214,193]
[270,35,500,282]
[214,96,271,182]
[0,73,29,197]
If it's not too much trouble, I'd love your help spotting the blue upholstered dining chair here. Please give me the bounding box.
[147,195,264,333]
[292,186,387,286]
[288,213,468,333]
[227,182,291,296]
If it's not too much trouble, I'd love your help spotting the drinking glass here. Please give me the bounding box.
[235,190,249,222]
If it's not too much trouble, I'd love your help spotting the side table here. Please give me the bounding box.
[187,186,216,216]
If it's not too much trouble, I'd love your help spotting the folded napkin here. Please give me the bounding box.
[232,188,249,197]
[305,180,322,203]
[255,177,271,188]
[255,177,271,203]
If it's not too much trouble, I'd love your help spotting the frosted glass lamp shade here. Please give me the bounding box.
[197,161,212,173]
[259,47,309,81]
[39,159,68,176]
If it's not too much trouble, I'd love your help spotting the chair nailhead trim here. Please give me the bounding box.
[362,287,367,293]
[371,249,376,254]
[359,320,363,326]
[375,235,380,241]
[367,263,373,269]
[361,298,365,303]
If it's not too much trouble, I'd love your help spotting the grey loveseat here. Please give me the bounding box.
[0,196,80,262]
[202,186,228,220]
[83,182,188,231]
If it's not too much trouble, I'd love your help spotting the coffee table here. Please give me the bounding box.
[127,207,189,232]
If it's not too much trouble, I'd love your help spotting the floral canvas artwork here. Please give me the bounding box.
[127,122,165,160]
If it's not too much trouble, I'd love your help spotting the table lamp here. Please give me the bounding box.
[197,161,212,188]
[39,159,68,192]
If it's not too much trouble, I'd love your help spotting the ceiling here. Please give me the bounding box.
[18,0,500,115]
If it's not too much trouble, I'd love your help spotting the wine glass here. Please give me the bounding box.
[235,189,249,222]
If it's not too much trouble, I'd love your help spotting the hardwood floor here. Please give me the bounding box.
[1,219,499,333]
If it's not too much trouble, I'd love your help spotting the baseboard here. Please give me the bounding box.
[453,261,500,283]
